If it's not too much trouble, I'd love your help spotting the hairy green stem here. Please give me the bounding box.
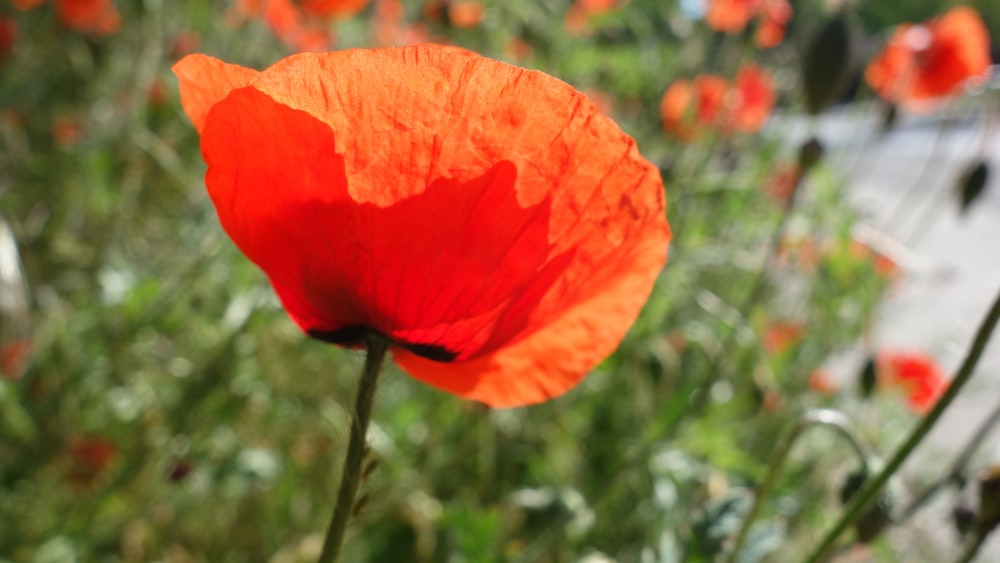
[803,284,1000,563]
[318,333,389,563]
[725,409,870,563]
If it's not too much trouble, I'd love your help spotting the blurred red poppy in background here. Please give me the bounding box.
[727,62,775,132]
[448,1,484,29]
[12,0,120,35]
[0,17,14,61]
[12,0,45,11]
[660,74,727,141]
[865,7,991,109]
[877,350,949,413]
[56,0,121,35]
[660,64,774,140]
[564,0,618,36]
[754,0,792,48]
[66,436,118,489]
[705,0,792,48]
[761,320,806,355]
[705,0,758,33]
[299,0,369,18]
[174,45,670,407]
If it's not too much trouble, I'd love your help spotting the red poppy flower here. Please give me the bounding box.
[264,0,334,52]
[564,0,618,36]
[0,17,14,61]
[659,74,727,141]
[66,436,117,488]
[448,1,484,29]
[12,0,45,10]
[173,46,670,407]
[848,239,900,279]
[754,0,792,48]
[726,62,775,133]
[865,7,991,108]
[299,0,369,18]
[55,0,121,35]
[764,163,800,202]
[808,369,838,395]
[761,320,805,355]
[1,340,31,380]
[705,0,759,33]
[877,350,948,413]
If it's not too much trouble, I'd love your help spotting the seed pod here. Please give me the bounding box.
[858,355,877,399]
[797,137,825,173]
[802,15,854,114]
[840,461,898,544]
[956,160,989,215]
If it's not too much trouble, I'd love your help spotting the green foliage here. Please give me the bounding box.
[0,0,985,561]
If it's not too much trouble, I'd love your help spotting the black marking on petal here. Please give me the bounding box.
[399,342,458,363]
[308,325,369,347]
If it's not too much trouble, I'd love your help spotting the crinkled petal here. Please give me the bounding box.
[172,54,257,133]
[197,45,670,406]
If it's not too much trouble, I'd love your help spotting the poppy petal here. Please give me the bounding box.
[196,46,670,407]
[395,229,667,407]
[172,54,258,133]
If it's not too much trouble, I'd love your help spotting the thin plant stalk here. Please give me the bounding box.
[725,409,870,563]
[900,393,1000,523]
[318,333,389,563]
[880,107,954,235]
[803,284,1000,563]
[955,529,990,563]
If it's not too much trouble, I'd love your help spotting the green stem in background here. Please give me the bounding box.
[725,409,871,563]
[685,165,805,421]
[880,107,954,235]
[955,529,990,563]
[318,333,389,563]
[803,284,1000,563]
[900,393,1000,523]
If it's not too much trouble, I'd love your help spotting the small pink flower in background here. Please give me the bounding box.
[877,350,949,413]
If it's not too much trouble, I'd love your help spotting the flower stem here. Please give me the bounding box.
[724,409,870,563]
[317,333,389,563]
[900,393,1000,523]
[803,284,1000,563]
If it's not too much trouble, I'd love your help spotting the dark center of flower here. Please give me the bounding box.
[307,326,458,362]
